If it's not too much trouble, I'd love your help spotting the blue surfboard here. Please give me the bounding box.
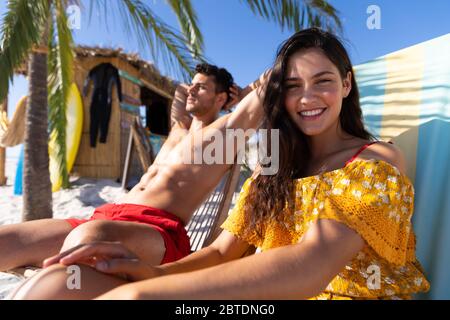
[14,145,24,196]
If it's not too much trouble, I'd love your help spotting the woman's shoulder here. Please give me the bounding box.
[355,140,407,176]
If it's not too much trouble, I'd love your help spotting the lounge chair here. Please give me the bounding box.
[5,117,252,280]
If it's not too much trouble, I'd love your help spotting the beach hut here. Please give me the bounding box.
[72,46,176,183]
[4,46,177,186]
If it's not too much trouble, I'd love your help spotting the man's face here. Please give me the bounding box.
[186,73,223,116]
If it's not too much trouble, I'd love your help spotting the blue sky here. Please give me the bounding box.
[2,0,450,158]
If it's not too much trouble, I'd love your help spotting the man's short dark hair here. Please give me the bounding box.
[195,63,234,106]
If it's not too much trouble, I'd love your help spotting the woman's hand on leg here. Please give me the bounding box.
[43,241,162,281]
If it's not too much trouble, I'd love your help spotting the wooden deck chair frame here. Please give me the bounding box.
[186,162,257,257]
[186,161,241,252]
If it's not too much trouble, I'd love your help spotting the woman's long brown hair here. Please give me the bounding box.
[247,28,374,234]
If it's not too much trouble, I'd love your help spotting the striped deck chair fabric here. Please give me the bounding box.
[186,162,243,252]
[354,33,450,299]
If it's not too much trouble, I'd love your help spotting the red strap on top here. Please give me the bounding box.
[344,141,380,167]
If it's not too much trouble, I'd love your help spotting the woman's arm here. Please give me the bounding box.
[155,230,251,276]
[97,219,365,300]
[239,69,272,99]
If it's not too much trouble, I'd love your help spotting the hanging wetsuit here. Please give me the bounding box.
[83,63,123,147]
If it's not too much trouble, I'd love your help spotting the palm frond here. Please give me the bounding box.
[239,0,341,32]
[119,0,204,81]
[89,0,203,81]
[47,0,75,189]
[307,0,342,31]
[165,0,204,58]
[0,0,49,102]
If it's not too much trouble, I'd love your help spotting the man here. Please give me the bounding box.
[0,63,265,273]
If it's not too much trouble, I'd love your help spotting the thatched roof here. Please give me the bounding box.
[16,46,178,97]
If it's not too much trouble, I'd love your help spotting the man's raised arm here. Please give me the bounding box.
[170,83,192,130]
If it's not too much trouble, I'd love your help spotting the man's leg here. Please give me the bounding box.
[10,220,167,300]
[0,219,73,271]
[60,220,166,266]
[9,263,128,300]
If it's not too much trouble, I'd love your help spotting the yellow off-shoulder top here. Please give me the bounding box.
[221,159,430,300]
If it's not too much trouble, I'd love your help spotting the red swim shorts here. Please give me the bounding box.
[65,203,191,265]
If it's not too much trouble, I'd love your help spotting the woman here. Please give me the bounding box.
[13,28,429,300]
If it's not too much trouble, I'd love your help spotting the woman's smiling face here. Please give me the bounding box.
[283,48,352,137]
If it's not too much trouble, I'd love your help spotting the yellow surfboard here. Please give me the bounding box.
[49,83,83,192]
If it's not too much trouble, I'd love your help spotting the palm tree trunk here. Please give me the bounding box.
[22,30,53,221]
[0,94,7,186]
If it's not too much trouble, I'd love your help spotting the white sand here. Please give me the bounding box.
[0,157,126,299]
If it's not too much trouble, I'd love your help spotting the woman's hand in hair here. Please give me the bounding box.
[234,68,273,105]
[223,84,243,111]
[253,69,272,101]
